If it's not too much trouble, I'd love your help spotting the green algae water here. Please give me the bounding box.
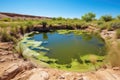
[18,30,106,72]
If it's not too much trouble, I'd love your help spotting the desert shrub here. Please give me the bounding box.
[0,23,9,28]
[10,27,20,38]
[0,29,17,42]
[81,23,89,29]
[107,41,120,67]
[0,29,11,42]
[81,12,96,22]
[19,25,27,35]
[56,17,65,20]
[97,21,104,25]
[116,29,120,39]
[116,15,120,20]
[41,21,47,28]
[25,21,33,32]
[2,18,11,22]
[66,25,74,29]
[99,24,107,30]
[110,22,120,29]
[52,17,57,20]
[75,22,89,29]
[98,22,114,31]
[100,15,113,22]
[15,42,23,56]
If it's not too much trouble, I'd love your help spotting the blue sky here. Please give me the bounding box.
[0,0,120,18]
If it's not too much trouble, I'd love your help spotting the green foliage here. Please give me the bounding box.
[116,15,120,20]
[73,18,80,20]
[56,17,65,20]
[97,21,104,25]
[25,21,33,32]
[1,17,11,22]
[0,28,17,43]
[25,21,33,27]
[10,27,18,37]
[110,22,120,29]
[41,21,47,28]
[100,15,113,22]
[52,17,57,20]
[107,41,120,67]
[0,23,10,28]
[81,12,96,22]
[116,29,120,39]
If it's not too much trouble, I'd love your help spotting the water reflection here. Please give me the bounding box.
[43,33,48,40]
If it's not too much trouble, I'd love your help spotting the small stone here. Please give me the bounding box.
[29,71,49,80]
[83,76,89,80]
[59,75,65,79]
[113,67,120,70]
[78,77,83,80]
[0,58,5,62]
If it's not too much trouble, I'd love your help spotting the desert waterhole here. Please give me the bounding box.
[19,30,106,71]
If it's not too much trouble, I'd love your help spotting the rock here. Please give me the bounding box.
[72,77,83,80]
[58,75,65,79]
[0,58,6,62]
[96,70,119,80]
[0,51,9,55]
[29,70,49,80]
[0,61,35,80]
[113,67,120,71]
[13,69,49,80]
[18,61,36,70]
[82,76,89,80]
[0,64,20,80]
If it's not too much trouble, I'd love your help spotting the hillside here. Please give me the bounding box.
[0,12,51,20]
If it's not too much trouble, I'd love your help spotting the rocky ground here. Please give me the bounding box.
[0,30,120,80]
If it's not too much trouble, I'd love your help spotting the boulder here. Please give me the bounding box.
[0,64,20,80]
[29,70,49,80]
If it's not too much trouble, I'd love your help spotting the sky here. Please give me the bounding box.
[0,0,120,18]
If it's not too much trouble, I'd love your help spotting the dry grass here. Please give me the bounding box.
[107,41,120,67]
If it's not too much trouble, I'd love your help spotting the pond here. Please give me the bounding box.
[18,30,106,72]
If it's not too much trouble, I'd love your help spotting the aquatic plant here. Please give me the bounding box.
[57,30,71,34]
[89,55,97,71]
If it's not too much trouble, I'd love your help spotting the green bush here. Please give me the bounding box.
[99,24,107,30]
[97,21,104,25]
[100,15,113,22]
[81,12,96,22]
[0,29,16,42]
[25,21,34,32]
[116,15,120,20]
[111,22,120,29]
[1,18,12,22]
[19,25,26,35]
[41,21,47,28]
[116,29,120,39]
